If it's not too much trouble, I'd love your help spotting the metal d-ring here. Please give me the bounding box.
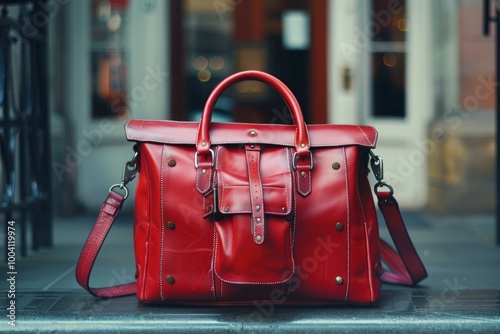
[374,181,394,196]
[109,183,129,199]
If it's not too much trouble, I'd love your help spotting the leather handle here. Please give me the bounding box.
[196,70,310,157]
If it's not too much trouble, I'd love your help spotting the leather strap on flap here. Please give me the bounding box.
[245,144,265,245]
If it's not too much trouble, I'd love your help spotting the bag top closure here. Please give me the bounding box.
[125,120,378,149]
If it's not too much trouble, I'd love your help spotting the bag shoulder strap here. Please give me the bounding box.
[75,191,136,297]
[76,191,427,298]
[376,191,428,285]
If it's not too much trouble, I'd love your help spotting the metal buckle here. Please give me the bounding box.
[292,151,314,170]
[194,149,215,168]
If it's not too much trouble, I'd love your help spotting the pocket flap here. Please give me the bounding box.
[216,146,292,216]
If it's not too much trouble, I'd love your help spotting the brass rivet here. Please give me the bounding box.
[256,217,262,223]
[300,143,306,148]
[255,205,260,212]
[167,221,175,230]
[332,162,340,170]
[335,276,344,285]
[224,207,229,213]
[201,142,206,147]
[281,207,286,212]
[249,130,257,136]
[300,171,306,177]
[168,159,176,167]
[202,169,207,174]
[166,275,175,284]
[256,236,262,241]
[335,222,343,231]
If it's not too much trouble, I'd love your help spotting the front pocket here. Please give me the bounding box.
[212,146,294,284]
[214,215,294,284]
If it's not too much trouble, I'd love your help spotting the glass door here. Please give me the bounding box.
[171,0,327,125]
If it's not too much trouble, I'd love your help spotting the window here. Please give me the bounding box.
[369,0,407,118]
[90,0,129,119]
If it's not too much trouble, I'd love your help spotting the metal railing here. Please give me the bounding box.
[1,0,52,256]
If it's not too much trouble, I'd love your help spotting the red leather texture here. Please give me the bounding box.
[75,191,136,297]
[76,71,426,305]
[377,192,428,285]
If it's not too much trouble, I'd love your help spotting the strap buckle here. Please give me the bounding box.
[292,151,314,170]
[194,149,215,168]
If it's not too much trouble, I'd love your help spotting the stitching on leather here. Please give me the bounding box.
[214,272,294,285]
[296,169,312,196]
[211,227,217,301]
[195,166,212,194]
[289,157,297,289]
[359,190,375,301]
[213,225,224,300]
[159,145,166,301]
[245,150,256,235]
[284,148,291,215]
[357,125,373,146]
[126,136,377,148]
[160,221,165,301]
[219,162,225,210]
[78,210,100,286]
[80,193,122,285]
[125,121,378,148]
[296,170,301,195]
[217,148,290,216]
[307,167,312,195]
[343,147,350,302]
[245,148,265,238]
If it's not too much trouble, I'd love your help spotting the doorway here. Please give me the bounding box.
[170,0,327,125]
[329,0,434,208]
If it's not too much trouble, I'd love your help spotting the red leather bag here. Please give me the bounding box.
[76,70,427,304]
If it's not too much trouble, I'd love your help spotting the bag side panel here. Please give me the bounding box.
[287,146,379,304]
[287,147,350,302]
[356,148,381,302]
[342,146,380,303]
[157,144,215,302]
[133,143,163,301]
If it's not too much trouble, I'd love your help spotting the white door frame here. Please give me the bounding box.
[328,0,435,208]
[65,0,170,210]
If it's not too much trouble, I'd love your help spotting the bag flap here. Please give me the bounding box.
[218,181,292,216]
[125,120,378,148]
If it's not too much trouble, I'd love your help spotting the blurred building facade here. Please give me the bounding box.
[41,0,495,214]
